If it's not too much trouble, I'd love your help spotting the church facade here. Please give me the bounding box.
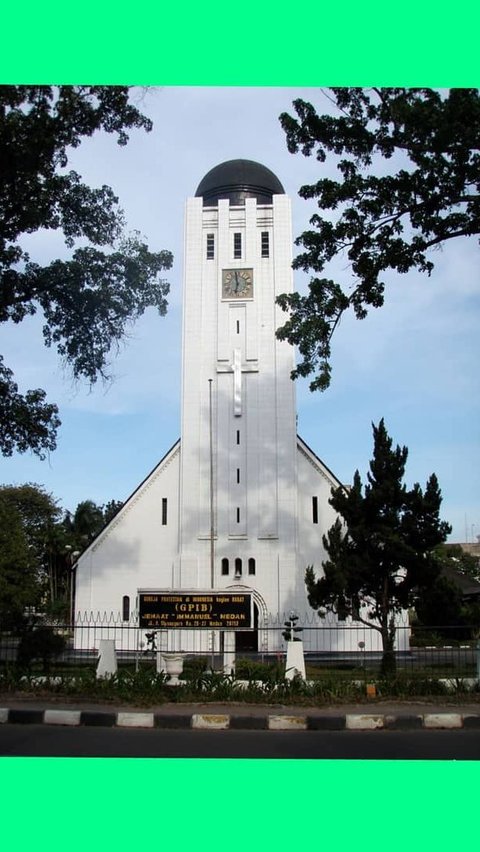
[75,161,400,656]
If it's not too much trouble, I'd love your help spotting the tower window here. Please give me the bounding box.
[122,595,130,621]
[236,430,240,445]
[206,233,215,259]
[162,498,168,525]
[261,231,269,257]
[236,320,240,334]
[234,558,242,578]
[236,468,240,483]
[233,232,242,259]
[312,496,318,524]
[248,558,256,576]
[221,558,229,576]
[236,507,240,523]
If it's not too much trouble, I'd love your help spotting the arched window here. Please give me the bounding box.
[234,558,242,578]
[122,595,130,621]
[248,558,256,576]
[221,558,229,575]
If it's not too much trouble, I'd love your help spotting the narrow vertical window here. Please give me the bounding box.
[236,507,240,523]
[312,496,318,524]
[235,558,242,577]
[236,320,240,334]
[233,232,242,259]
[261,231,269,257]
[206,233,215,259]
[236,468,240,483]
[122,595,130,621]
[248,558,256,576]
[221,558,229,576]
[162,498,168,525]
[236,430,240,445]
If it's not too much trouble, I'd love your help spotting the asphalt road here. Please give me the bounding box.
[1,725,480,758]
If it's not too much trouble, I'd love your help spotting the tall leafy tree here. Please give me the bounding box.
[0,484,124,625]
[0,489,46,625]
[69,499,105,545]
[102,499,123,525]
[0,86,173,457]
[0,483,63,617]
[305,420,451,675]
[276,88,480,390]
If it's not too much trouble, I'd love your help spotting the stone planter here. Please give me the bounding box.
[161,652,185,686]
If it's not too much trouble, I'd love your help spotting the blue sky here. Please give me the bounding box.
[1,87,478,542]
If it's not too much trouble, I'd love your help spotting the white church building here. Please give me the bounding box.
[74,160,406,659]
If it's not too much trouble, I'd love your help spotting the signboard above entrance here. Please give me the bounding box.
[138,590,253,630]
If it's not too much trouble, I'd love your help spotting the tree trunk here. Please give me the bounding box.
[380,643,396,678]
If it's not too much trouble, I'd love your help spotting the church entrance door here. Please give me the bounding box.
[235,602,258,653]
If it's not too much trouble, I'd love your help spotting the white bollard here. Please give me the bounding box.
[285,640,306,680]
[96,639,117,679]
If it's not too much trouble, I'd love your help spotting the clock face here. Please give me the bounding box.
[222,268,253,299]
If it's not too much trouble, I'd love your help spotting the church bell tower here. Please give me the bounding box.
[178,160,299,606]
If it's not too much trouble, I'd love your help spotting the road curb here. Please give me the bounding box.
[268,715,308,731]
[1,708,480,730]
[423,713,463,729]
[346,714,384,730]
[191,714,230,730]
[44,710,81,726]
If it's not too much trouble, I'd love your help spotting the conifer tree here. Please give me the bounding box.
[305,420,451,675]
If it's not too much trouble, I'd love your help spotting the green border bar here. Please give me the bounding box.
[1,0,479,846]
[1,758,479,849]
[1,0,479,84]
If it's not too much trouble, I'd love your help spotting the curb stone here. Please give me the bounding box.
[44,710,81,726]
[0,708,479,730]
[268,715,307,731]
[346,714,384,730]
[384,714,423,730]
[117,712,154,728]
[191,714,229,730]
[307,715,346,730]
[423,713,463,729]
[81,711,117,727]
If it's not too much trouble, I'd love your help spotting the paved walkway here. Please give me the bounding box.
[1,694,480,730]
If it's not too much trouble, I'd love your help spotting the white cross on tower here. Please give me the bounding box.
[217,349,259,416]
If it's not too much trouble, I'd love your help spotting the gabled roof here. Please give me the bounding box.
[75,439,180,563]
[75,434,343,564]
[297,434,344,490]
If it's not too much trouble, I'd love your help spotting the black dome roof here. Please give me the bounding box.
[195,159,285,205]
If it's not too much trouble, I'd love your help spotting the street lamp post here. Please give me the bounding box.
[68,550,80,626]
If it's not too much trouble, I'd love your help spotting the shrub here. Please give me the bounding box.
[235,658,284,682]
[180,656,209,680]
[17,626,66,673]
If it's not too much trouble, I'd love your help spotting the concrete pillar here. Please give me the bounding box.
[285,640,306,680]
[96,639,117,679]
